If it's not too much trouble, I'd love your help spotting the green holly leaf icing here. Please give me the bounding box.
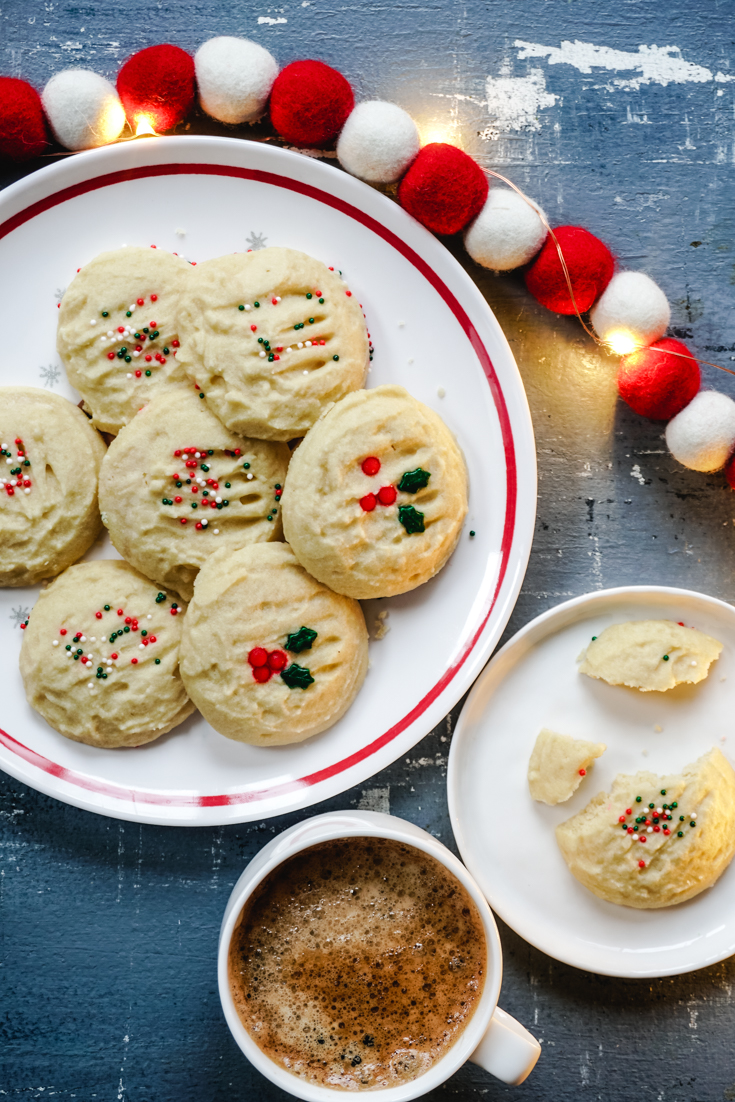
[285,626,318,653]
[398,504,425,534]
[280,663,315,690]
[398,467,431,493]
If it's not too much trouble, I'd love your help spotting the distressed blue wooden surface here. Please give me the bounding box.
[3,1,735,1098]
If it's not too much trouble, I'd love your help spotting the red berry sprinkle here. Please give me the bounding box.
[361,456,381,476]
[664,828,671,835]
[248,647,268,667]
[151,295,158,302]
[150,320,157,328]
[267,649,288,671]
[253,665,272,683]
[118,326,125,333]
[250,325,257,332]
[618,815,626,823]
[172,339,180,348]
[125,617,132,625]
[131,658,138,665]
[137,298,144,306]
[627,827,634,834]
[578,768,586,777]
[626,808,632,815]
[377,485,397,506]
[135,370,142,378]
[195,522,202,530]
[170,608,178,615]
[111,653,118,660]
[345,290,352,297]
[95,611,102,619]
[638,860,646,868]
[145,355,152,363]
[117,609,124,616]
[107,352,115,360]
[179,518,187,525]
[360,493,377,512]
[640,836,647,843]
[174,495,182,503]
[653,825,661,833]
[60,629,67,636]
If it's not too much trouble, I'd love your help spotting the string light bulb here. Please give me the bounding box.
[135,115,156,137]
[606,330,640,356]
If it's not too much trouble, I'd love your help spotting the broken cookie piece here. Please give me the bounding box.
[528,728,606,805]
[579,620,722,692]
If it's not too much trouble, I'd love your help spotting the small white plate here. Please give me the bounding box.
[448,586,735,978]
[0,136,536,826]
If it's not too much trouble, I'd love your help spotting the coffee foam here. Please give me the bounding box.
[228,837,486,1090]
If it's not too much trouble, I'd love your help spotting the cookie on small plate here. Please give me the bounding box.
[556,747,735,908]
[281,384,468,599]
[175,247,369,440]
[57,245,192,434]
[0,386,106,587]
[579,620,723,692]
[179,542,368,745]
[19,559,194,748]
[99,386,290,601]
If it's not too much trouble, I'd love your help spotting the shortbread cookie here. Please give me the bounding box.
[179,543,368,745]
[281,385,468,599]
[175,247,369,439]
[527,728,606,805]
[579,620,722,692]
[556,748,735,908]
[57,246,192,434]
[0,386,106,587]
[19,559,194,748]
[99,387,290,601]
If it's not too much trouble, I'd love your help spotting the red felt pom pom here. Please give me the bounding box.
[524,225,615,314]
[398,143,488,236]
[618,338,700,421]
[0,77,47,161]
[725,453,735,490]
[269,60,353,147]
[117,44,196,132]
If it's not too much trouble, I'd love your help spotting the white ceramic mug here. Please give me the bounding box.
[218,810,541,1100]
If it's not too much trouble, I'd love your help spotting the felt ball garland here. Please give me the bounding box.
[398,142,489,236]
[269,59,353,147]
[117,44,196,132]
[0,77,47,161]
[3,36,735,487]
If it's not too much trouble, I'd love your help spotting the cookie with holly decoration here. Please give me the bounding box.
[281,384,468,599]
[57,245,192,435]
[19,559,194,748]
[175,247,369,440]
[0,386,106,587]
[98,386,290,601]
[179,542,368,745]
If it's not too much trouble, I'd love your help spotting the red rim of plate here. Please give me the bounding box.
[0,160,518,809]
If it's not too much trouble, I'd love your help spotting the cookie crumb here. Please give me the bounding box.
[437,387,446,398]
[374,610,390,639]
[654,724,663,733]
[175,228,187,236]
[642,749,649,756]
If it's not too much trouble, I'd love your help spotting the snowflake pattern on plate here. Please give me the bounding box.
[54,287,66,304]
[9,605,30,628]
[246,231,267,250]
[39,364,61,388]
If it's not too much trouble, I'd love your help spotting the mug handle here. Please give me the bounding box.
[469,1006,541,1085]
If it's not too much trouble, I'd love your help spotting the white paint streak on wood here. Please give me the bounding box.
[515,39,735,91]
[482,68,558,138]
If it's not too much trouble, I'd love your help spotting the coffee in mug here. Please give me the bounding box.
[228,836,487,1091]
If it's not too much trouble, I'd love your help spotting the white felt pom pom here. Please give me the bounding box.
[42,70,125,151]
[590,271,670,350]
[337,101,420,184]
[463,188,547,271]
[666,391,735,472]
[195,36,278,125]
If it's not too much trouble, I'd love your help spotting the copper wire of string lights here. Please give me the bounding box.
[485,168,735,381]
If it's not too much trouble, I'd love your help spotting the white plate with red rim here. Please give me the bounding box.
[448,585,735,978]
[0,135,536,825]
